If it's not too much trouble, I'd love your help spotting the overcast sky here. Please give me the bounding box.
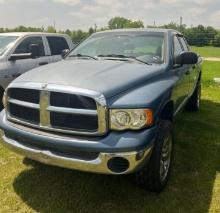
[0,0,219,30]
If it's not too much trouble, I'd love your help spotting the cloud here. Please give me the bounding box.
[194,0,215,5]
[210,10,220,27]
[160,0,181,3]
[0,0,219,30]
[53,0,80,5]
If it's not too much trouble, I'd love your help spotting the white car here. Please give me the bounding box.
[0,32,74,108]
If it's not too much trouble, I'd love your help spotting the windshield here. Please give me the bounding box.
[68,33,165,64]
[0,36,18,56]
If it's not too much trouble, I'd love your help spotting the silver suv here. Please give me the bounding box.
[0,32,74,107]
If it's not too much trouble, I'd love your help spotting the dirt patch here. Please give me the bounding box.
[203,57,220,62]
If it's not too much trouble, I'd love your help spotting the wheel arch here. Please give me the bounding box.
[0,86,5,110]
[0,86,5,95]
[159,100,174,122]
[198,71,202,82]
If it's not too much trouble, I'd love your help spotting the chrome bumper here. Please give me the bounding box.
[0,130,152,175]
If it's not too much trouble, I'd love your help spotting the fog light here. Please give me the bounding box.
[107,157,129,173]
[136,151,145,161]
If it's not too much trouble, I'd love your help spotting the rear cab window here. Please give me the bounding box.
[173,36,183,58]
[179,37,189,51]
[46,36,69,55]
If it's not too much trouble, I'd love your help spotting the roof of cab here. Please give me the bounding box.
[0,32,67,37]
[95,28,182,35]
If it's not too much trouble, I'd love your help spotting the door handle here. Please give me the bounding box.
[39,62,49,66]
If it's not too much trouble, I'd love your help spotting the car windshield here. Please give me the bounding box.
[68,33,165,64]
[0,36,18,56]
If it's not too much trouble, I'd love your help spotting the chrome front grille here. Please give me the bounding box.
[6,82,107,136]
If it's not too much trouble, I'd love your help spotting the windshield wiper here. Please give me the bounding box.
[97,54,151,65]
[69,54,98,60]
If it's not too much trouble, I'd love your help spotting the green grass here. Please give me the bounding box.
[0,62,220,212]
[202,61,220,86]
[191,46,220,58]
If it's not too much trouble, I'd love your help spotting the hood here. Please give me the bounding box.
[13,59,166,98]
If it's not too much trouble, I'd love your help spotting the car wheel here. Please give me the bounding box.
[136,120,173,192]
[0,88,4,111]
[186,82,201,112]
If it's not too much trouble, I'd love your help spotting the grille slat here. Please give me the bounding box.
[50,92,97,110]
[51,112,98,131]
[8,98,40,109]
[8,88,40,103]
[9,103,40,124]
[7,87,102,135]
[48,106,97,116]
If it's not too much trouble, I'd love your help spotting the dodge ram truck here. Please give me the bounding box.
[0,32,74,108]
[0,29,202,192]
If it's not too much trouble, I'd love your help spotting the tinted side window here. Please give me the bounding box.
[179,37,189,51]
[173,36,183,58]
[47,36,69,55]
[14,36,45,56]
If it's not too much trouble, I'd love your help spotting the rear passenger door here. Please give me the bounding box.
[46,36,70,63]
[179,36,198,96]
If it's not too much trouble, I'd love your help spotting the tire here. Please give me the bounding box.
[186,82,201,112]
[136,120,173,193]
[0,88,4,111]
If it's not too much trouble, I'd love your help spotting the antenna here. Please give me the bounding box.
[180,17,183,27]
[53,20,56,31]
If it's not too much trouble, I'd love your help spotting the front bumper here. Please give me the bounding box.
[0,110,156,174]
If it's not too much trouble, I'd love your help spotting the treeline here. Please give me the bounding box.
[1,17,220,47]
[158,22,220,47]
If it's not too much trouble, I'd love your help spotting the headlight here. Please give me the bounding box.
[110,109,153,130]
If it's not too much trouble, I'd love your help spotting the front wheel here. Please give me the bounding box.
[136,120,173,192]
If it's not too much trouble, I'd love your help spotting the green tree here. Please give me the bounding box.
[213,31,220,47]
[65,29,72,36]
[71,30,89,44]
[162,22,179,30]
[185,25,217,46]
[125,20,144,28]
[108,17,129,29]
[108,17,144,29]
[88,27,94,35]
[47,26,56,33]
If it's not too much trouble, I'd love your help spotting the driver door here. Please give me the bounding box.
[7,36,48,78]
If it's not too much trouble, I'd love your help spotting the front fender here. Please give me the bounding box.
[108,76,178,122]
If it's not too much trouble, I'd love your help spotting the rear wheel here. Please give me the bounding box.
[0,88,4,111]
[186,82,201,112]
[136,120,173,192]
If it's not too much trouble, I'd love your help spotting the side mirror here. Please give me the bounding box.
[61,49,70,59]
[8,44,40,61]
[175,52,198,65]
[9,53,33,61]
[29,44,40,58]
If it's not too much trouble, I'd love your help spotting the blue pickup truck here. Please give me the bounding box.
[0,29,202,192]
